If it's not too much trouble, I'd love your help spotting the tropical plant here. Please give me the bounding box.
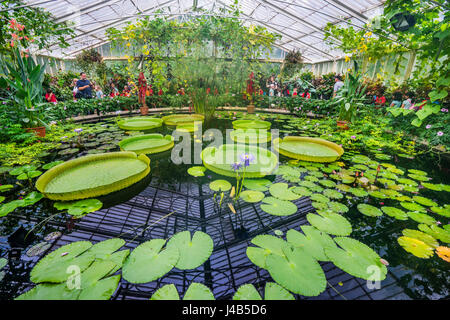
[332,71,368,122]
[0,47,48,129]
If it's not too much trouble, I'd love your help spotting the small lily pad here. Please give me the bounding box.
[209,180,232,192]
[240,190,265,203]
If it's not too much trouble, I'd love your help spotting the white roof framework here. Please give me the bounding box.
[23,0,386,63]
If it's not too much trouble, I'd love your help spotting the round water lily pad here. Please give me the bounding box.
[246,235,288,269]
[240,190,265,203]
[122,239,179,283]
[54,199,102,217]
[233,284,262,300]
[324,237,387,281]
[260,197,298,216]
[150,284,180,300]
[310,193,329,203]
[357,204,383,217]
[183,283,215,300]
[412,196,437,207]
[269,183,301,201]
[336,184,352,192]
[287,226,336,261]
[30,241,94,283]
[400,202,427,212]
[407,211,436,225]
[402,229,438,248]
[418,224,450,243]
[187,166,206,177]
[118,134,174,155]
[318,179,336,188]
[421,183,442,191]
[306,211,352,236]
[264,282,295,300]
[430,206,450,217]
[381,207,408,220]
[166,231,213,270]
[266,246,326,296]
[209,180,232,192]
[117,117,163,131]
[397,236,434,258]
[328,201,349,214]
[323,189,343,200]
[408,169,427,176]
[0,258,7,270]
[243,179,271,191]
[291,186,312,197]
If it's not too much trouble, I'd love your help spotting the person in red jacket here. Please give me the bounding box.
[45,88,57,103]
[301,88,311,99]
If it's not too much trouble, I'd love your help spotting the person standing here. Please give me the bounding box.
[45,88,57,103]
[76,72,93,99]
[95,86,104,99]
[332,75,344,98]
[389,91,403,108]
[72,78,78,101]
[109,83,119,98]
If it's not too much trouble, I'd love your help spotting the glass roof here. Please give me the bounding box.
[24,0,386,63]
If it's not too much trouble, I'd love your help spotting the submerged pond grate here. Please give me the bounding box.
[1,174,411,300]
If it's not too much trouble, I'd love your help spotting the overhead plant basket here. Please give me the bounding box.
[232,119,271,130]
[230,129,272,144]
[118,134,174,155]
[36,152,150,201]
[161,114,205,126]
[201,144,278,178]
[273,136,344,162]
[117,117,163,131]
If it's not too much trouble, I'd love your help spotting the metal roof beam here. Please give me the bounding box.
[55,0,119,23]
[324,0,368,23]
[39,0,178,53]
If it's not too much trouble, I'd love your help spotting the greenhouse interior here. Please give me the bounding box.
[0,0,449,304]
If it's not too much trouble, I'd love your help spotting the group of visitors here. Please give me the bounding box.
[265,74,311,99]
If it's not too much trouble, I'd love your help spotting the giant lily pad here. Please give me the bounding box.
[117,117,163,131]
[118,134,174,155]
[273,136,344,163]
[166,231,213,270]
[260,197,298,216]
[306,211,352,236]
[266,246,327,296]
[230,129,272,144]
[122,239,179,283]
[36,152,150,201]
[324,237,387,281]
[201,144,278,178]
[162,114,204,126]
[232,119,271,130]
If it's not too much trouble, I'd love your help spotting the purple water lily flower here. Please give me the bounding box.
[231,162,242,171]
[74,128,83,133]
[351,135,356,140]
[437,131,444,136]
[441,108,448,113]
[426,125,432,129]
[240,153,255,167]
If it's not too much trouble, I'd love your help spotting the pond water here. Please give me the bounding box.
[0,111,449,300]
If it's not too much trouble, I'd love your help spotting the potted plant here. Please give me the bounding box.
[332,72,367,129]
[0,22,49,137]
[0,48,48,137]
